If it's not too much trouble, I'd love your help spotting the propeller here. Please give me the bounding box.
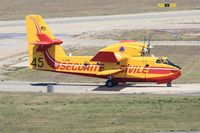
[142,35,153,55]
[147,35,153,53]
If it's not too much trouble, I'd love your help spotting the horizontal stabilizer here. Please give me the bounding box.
[97,69,123,76]
[91,51,118,62]
[33,33,63,45]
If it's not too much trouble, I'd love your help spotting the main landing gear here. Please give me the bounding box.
[167,82,172,87]
[106,79,118,87]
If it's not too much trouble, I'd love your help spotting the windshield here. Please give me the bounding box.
[156,59,181,69]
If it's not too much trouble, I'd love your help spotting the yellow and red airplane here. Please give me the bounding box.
[26,15,181,87]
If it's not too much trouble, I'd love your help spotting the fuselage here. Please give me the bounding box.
[42,48,181,84]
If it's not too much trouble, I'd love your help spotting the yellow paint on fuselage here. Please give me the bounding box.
[101,42,148,57]
[41,45,177,80]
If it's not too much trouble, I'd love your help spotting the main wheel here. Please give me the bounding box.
[106,80,114,87]
[167,82,172,87]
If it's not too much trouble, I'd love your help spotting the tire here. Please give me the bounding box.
[106,80,114,87]
[167,82,172,87]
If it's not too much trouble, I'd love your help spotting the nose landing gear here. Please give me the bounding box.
[167,82,172,87]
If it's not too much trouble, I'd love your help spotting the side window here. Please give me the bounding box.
[156,59,161,64]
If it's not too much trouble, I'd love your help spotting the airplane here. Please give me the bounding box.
[26,15,181,87]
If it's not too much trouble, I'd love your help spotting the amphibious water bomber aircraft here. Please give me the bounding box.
[26,15,181,87]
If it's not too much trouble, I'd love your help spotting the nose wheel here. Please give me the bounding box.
[106,79,118,87]
[167,82,172,87]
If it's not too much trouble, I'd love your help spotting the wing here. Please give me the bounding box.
[97,41,148,57]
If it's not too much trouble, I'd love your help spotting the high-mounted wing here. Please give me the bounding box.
[96,42,148,57]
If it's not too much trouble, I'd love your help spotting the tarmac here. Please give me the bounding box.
[0,81,200,95]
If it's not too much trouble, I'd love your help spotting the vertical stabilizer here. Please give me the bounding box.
[26,15,66,70]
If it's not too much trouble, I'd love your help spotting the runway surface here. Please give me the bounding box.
[0,81,200,95]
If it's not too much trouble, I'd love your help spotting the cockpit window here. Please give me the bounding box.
[161,59,168,64]
[157,59,174,65]
[158,58,181,69]
[166,59,175,66]
[156,59,161,63]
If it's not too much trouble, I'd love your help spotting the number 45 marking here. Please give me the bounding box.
[31,57,44,67]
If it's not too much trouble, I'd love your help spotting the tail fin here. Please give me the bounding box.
[26,15,55,44]
[26,15,66,70]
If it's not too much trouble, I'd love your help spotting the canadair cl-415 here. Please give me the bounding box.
[26,15,181,87]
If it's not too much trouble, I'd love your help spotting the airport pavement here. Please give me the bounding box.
[0,81,200,95]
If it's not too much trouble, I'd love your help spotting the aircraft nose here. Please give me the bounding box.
[176,69,181,77]
[176,65,181,70]
[171,69,181,80]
